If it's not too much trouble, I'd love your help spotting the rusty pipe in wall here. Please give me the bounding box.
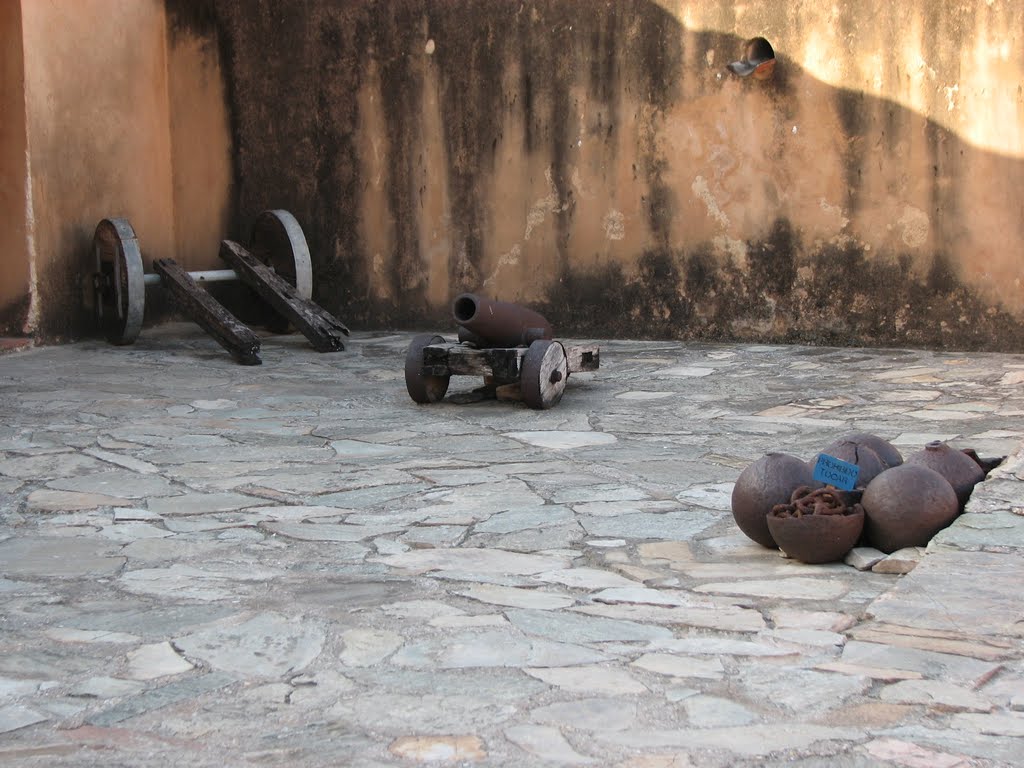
[452,293,553,348]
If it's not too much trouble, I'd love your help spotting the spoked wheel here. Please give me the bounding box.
[405,334,450,404]
[521,340,568,409]
[93,218,145,345]
[249,209,313,332]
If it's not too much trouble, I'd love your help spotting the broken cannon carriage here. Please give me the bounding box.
[90,210,349,365]
[405,294,600,410]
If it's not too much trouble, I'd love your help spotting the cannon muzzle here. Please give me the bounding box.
[452,293,553,348]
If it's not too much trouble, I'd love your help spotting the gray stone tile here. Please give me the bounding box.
[598,724,863,758]
[505,724,597,765]
[524,665,647,694]
[878,679,994,711]
[86,672,236,726]
[46,470,179,499]
[174,612,325,678]
[0,537,126,578]
[531,697,638,732]
[0,705,48,734]
[506,608,674,643]
[682,695,759,727]
[147,492,268,516]
[839,641,1001,687]
[580,511,721,540]
[867,551,1024,636]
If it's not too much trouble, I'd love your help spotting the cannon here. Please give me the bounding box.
[404,294,599,410]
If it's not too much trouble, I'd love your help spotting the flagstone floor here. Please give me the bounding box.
[1,324,1022,766]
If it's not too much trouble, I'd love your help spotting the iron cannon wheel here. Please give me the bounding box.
[405,334,450,404]
[249,209,313,332]
[93,218,145,345]
[521,339,568,409]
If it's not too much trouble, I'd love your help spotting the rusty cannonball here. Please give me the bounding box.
[810,440,887,488]
[731,453,818,548]
[861,464,959,553]
[829,433,903,469]
[904,440,985,510]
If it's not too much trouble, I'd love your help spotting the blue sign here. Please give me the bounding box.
[813,453,860,491]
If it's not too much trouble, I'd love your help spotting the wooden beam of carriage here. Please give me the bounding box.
[219,239,350,353]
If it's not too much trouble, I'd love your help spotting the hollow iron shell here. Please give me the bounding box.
[767,507,864,564]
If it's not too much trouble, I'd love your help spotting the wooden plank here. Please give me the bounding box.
[152,258,261,365]
[566,345,600,373]
[219,239,349,353]
[423,343,526,382]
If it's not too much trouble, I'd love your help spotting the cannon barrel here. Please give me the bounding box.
[452,293,553,348]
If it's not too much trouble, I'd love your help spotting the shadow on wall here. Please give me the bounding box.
[167,0,1024,352]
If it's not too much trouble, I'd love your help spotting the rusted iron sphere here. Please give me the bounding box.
[810,440,887,488]
[861,464,959,553]
[731,453,818,548]
[831,433,903,469]
[904,441,985,510]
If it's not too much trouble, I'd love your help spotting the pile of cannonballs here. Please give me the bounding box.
[731,433,994,563]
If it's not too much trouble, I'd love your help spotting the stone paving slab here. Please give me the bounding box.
[0,324,1022,767]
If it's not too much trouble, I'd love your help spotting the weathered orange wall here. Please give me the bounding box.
[165,9,232,272]
[195,0,1022,350]
[19,0,177,340]
[3,0,1023,350]
[0,0,29,334]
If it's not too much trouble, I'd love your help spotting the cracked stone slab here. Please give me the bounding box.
[0,705,49,734]
[456,584,575,610]
[26,489,133,511]
[524,665,648,695]
[472,506,574,533]
[391,630,609,669]
[125,641,195,681]
[867,551,1024,636]
[119,563,286,601]
[693,577,851,600]
[46,470,179,499]
[506,608,674,643]
[839,641,1002,688]
[86,672,236,727]
[631,653,725,680]
[581,511,721,540]
[597,724,863,757]
[175,612,325,678]
[263,521,403,542]
[505,724,596,764]
[0,537,126,578]
[574,602,767,633]
[339,629,404,667]
[504,431,618,450]
[388,735,486,762]
[372,548,570,575]
[878,679,994,712]
[146,492,268,516]
[682,695,758,727]
[531,697,638,732]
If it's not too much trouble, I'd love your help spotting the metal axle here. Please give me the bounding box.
[142,269,239,286]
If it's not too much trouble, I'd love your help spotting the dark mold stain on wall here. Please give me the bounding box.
[543,220,1023,351]
[173,0,1023,352]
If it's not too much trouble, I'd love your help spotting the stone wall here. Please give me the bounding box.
[14,0,177,341]
[4,0,1023,350]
